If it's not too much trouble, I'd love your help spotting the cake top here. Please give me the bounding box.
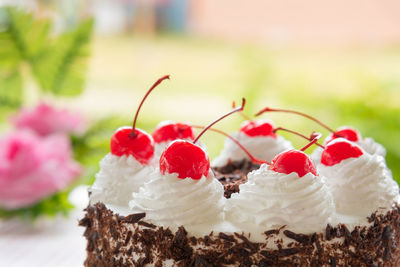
[89,75,399,241]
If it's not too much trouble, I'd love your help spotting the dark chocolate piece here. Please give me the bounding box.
[80,203,400,266]
[213,159,260,198]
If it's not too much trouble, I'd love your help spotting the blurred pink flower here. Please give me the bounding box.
[11,102,85,136]
[0,130,81,210]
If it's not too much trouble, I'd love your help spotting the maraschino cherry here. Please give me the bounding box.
[110,75,170,164]
[232,101,277,138]
[269,133,322,177]
[159,98,246,180]
[159,140,209,180]
[152,121,195,143]
[190,125,266,165]
[320,138,363,166]
[324,126,361,144]
[239,119,277,138]
[255,107,361,144]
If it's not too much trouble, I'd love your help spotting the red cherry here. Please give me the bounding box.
[158,98,246,179]
[269,150,317,177]
[321,138,363,166]
[191,125,267,165]
[111,127,154,164]
[255,107,363,146]
[324,127,361,144]
[159,140,209,180]
[239,119,277,138]
[152,121,195,143]
[110,75,169,162]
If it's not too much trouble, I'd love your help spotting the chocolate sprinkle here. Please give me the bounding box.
[123,213,145,224]
[283,230,312,245]
[213,159,260,198]
[80,203,400,266]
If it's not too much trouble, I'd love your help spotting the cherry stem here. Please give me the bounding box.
[300,132,322,152]
[193,98,246,144]
[130,75,170,138]
[255,107,339,134]
[233,101,251,121]
[191,125,268,165]
[273,127,324,148]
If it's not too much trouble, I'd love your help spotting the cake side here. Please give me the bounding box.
[79,203,400,267]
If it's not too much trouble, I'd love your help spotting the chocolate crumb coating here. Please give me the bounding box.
[212,159,260,198]
[80,203,400,267]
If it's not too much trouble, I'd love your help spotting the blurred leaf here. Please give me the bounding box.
[1,7,51,61]
[0,190,74,220]
[0,7,93,101]
[0,6,51,119]
[33,18,94,96]
[71,116,126,184]
[0,71,22,119]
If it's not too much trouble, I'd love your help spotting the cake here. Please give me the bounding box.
[80,77,400,266]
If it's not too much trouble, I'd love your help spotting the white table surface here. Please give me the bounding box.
[0,186,90,267]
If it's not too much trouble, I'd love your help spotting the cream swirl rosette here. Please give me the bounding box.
[319,153,399,217]
[90,153,153,206]
[225,164,335,234]
[312,136,386,164]
[129,170,225,234]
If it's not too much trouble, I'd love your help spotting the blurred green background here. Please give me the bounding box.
[1,1,400,184]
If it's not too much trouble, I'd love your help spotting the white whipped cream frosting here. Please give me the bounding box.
[225,164,336,234]
[129,170,225,235]
[357,137,386,157]
[318,153,399,217]
[211,132,293,167]
[89,153,153,206]
[311,137,386,164]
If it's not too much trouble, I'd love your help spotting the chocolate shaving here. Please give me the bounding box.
[264,229,279,236]
[283,230,312,245]
[123,213,145,224]
[80,194,400,266]
[138,221,156,228]
[213,159,259,198]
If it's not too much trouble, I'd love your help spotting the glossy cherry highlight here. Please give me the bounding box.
[269,150,317,177]
[239,119,277,138]
[160,140,209,180]
[110,75,169,163]
[110,127,154,164]
[152,121,195,143]
[159,98,246,179]
[191,125,267,165]
[269,132,321,177]
[321,138,363,166]
[324,127,361,144]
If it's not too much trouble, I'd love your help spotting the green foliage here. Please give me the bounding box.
[0,191,74,220]
[0,6,94,119]
[71,116,127,185]
[0,71,22,111]
[33,18,94,96]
